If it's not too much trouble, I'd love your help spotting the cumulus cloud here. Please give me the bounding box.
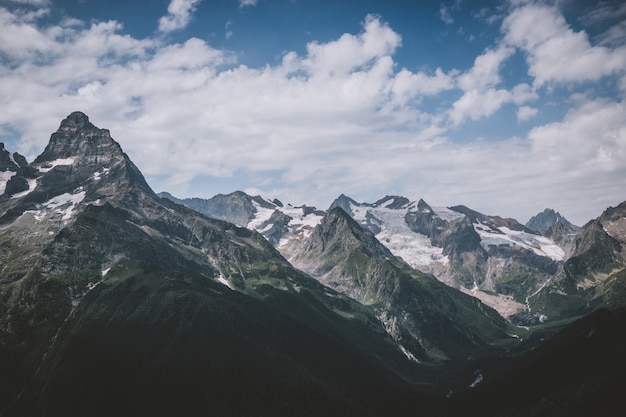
[158,0,202,33]
[449,46,527,125]
[502,2,626,87]
[457,46,513,91]
[450,88,511,125]
[0,3,624,224]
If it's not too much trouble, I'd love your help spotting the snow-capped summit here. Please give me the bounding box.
[159,191,326,258]
[1,111,152,229]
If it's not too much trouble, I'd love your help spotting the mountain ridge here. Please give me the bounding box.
[291,206,516,362]
[162,189,625,324]
[2,112,624,416]
[0,112,433,416]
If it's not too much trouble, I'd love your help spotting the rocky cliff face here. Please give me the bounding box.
[525,202,626,318]
[159,190,275,227]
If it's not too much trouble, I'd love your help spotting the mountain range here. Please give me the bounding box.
[161,187,626,326]
[1,112,624,416]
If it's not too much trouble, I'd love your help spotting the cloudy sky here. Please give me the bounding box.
[1,0,625,225]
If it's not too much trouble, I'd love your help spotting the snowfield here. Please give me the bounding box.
[473,222,564,261]
[347,201,451,268]
[248,200,324,248]
[368,205,449,268]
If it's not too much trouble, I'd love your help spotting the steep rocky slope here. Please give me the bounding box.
[532,201,626,318]
[0,113,424,416]
[291,207,518,362]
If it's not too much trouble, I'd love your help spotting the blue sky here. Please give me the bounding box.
[0,0,625,225]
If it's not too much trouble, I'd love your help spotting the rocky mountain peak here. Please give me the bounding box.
[1,112,152,221]
[373,195,410,209]
[415,198,433,213]
[317,206,357,238]
[59,111,91,130]
[0,143,27,170]
[327,193,359,214]
[527,208,578,236]
[34,111,121,164]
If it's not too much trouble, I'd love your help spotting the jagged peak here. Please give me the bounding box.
[319,206,365,235]
[0,143,28,172]
[372,195,410,209]
[327,193,360,213]
[415,198,433,213]
[59,111,92,130]
[34,112,120,164]
[313,206,390,255]
[527,207,578,235]
[332,193,359,204]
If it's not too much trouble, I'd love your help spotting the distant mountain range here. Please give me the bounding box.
[159,187,626,326]
[1,112,624,416]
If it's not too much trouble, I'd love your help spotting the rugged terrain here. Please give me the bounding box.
[0,113,421,416]
[163,189,623,325]
[1,112,624,416]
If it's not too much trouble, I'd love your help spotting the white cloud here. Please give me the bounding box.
[387,67,455,107]
[528,97,626,169]
[457,46,514,91]
[449,46,521,125]
[449,88,512,125]
[502,2,626,87]
[0,5,624,225]
[301,15,401,77]
[516,105,538,122]
[158,0,202,33]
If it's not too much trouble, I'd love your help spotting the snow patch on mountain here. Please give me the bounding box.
[279,205,323,236]
[36,157,76,173]
[42,191,86,220]
[246,199,324,248]
[217,275,234,290]
[247,200,276,230]
[474,222,564,261]
[431,206,464,222]
[399,345,420,363]
[25,190,87,223]
[10,178,38,199]
[93,167,110,181]
[0,170,16,194]
[469,370,484,388]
